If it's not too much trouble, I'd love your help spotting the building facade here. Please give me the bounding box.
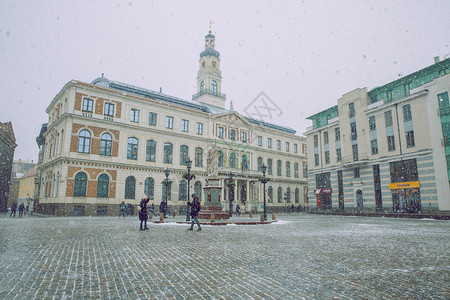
[36,31,307,216]
[305,57,450,213]
[18,164,38,212]
[0,122,16,212]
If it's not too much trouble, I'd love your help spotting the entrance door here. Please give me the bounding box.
[356,190,363,212]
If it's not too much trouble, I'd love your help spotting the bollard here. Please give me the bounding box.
[272,213,276,220]
[260,214,264,222]
[210,214,215,223]
[160,213,164,222]
[249,212,253,218]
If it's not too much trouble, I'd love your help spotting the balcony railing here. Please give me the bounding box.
[192,89,227,100]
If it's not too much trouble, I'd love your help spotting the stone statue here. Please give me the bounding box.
[207,145,220,177]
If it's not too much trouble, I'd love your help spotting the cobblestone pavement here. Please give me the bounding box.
[0,213,449,299]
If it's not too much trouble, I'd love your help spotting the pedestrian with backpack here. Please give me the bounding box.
[187,194,202,231]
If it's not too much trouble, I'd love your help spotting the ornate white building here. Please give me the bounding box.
[36,31,307,216]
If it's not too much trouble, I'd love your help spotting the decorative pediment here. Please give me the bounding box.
[213,111,254,130]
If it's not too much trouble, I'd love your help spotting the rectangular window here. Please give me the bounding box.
[314,154,319,166]
[352,144,359,161]
[371,139,378,155]
[406,131,415,148]
[335,127,340,141]
[387,90,394,101]
[130,109,139,122]
[314,135,318,147]
[387,135,396,151]
[324,131,329,145]
[267,138,272,148]
[257,136,262,146]
[294,163,299,178]
[303,162,308,178]
[294,144,298,153]
[325,151,330,164]
[403,104,412,122]
[166,116,174,129]
[218,126,224,138]
[404,83,411,97]
[181,119,189,132]
[285,142,290,152]
[196,122,203,135]
[268,159,273,175]
[149,112,157,126]
[369,116,376,131]
[230,129,236,140]
[336,148,341,162]
[242,132,248,143]
[385,111,393,127]
[82,98,93,112]
[277,140,281,150]
[354,167,360,178]
[349,103,355,118]
[104,103,114,117]
[351,122,357,140]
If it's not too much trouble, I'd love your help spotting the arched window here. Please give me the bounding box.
[97,174,109,197]
[241,154,248,170]
[286,187,291,203]
[78,130,91,153]
[127,137,138,160]
[144,177,154,199]
[286,161,291,177]
[125,176,136,199]
[277,187,282,203]
[200,81,205,92]
[257,157,263,172]
[295,188,300,203]
[229,152,236,168]
[195,147,203,167]
[268,158,273,175]
[268,186,273,203]
[277,160,282,176]
[74,172,87,197]
[146,140,156,162]
[164,142,173,164]
[194,181,202,199]
[180,145,189,165]
[218,150,224,167]
[179,180,187,201]
[211,80,217,95]
[100,133,112,156]
[294,162,299,178]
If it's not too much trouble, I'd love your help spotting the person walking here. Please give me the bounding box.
[118,201,126,218]
[235,203,241,216]
[187,194,201,231]
[10,202,17,217]
[139,196,150,230]
[18,203,24,217]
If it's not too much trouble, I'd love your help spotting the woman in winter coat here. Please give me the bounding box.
[139,196,150,230]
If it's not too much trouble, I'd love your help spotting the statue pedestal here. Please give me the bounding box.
[198,178,230,220]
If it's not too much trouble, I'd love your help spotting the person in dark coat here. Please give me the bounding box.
[187,194,201,231]
[10,202,17,217]
[235,203,241,216]
[18,203,25,217]
[139,196,150,230]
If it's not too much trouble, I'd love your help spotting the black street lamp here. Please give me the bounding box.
[226,171,234,217]
[184,158,195,221]
[163,168,171,218]
[259,163,269,221]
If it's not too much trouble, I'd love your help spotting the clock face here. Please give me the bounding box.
[212,61,217,68]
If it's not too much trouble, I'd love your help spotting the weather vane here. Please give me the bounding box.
[209,20,215,32]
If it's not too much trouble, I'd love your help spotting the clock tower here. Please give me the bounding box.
[192,30,226,108]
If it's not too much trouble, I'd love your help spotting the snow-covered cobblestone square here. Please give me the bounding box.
[0,214,448,299]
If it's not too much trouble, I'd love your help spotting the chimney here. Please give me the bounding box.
[434,56,440,64]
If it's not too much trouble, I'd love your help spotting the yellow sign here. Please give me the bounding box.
[389,181,420,190]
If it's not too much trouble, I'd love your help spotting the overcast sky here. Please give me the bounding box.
[1,0,449,163]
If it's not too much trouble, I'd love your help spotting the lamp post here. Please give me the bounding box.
[184,158,195,221]
[259,164,269,221]
[226,171,234,217]
[163,168,171,218]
